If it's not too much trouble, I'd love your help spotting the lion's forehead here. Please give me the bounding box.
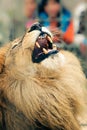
[41,52,65,70]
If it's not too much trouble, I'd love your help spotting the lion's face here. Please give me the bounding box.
[0,24,86,130]
[5,23,58,73]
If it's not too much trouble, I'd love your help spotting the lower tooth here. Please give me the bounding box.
[43,48,48,54]
[36,42,40,48]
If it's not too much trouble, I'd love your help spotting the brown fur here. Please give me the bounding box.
[0,29,86,130]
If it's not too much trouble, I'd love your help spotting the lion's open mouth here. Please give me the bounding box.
[32,32,58,63]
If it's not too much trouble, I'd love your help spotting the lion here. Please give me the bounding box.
[0,23,86,130]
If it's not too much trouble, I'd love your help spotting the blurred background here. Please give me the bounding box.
[0,0,87,76]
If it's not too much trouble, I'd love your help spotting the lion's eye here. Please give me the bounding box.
[12,44,18,49]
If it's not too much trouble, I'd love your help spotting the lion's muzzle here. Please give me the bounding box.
[30,23,58,63]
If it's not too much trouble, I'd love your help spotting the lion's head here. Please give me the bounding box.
[0,23,86,130]
[5,23,60,75]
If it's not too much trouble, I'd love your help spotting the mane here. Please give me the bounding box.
[0,50,86,130]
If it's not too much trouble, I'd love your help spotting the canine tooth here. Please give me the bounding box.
[47,36,53,43]
[43,48,48,54]
[36,42,40,48]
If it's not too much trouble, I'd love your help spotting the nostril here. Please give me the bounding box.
[28,23,42,32]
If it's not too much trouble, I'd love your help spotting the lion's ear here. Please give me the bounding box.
[0,44,11,73]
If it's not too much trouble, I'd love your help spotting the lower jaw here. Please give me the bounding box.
[32,50,59,63]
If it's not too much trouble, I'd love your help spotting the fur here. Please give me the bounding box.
[0,29,86,130]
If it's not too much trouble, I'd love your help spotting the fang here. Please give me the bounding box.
[47,36,53,44]
[36,42,40,48]
[43,48,48,54]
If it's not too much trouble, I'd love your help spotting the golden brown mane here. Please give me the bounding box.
[0,29,86,130]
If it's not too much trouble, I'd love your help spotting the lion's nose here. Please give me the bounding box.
[29,23,42,32]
